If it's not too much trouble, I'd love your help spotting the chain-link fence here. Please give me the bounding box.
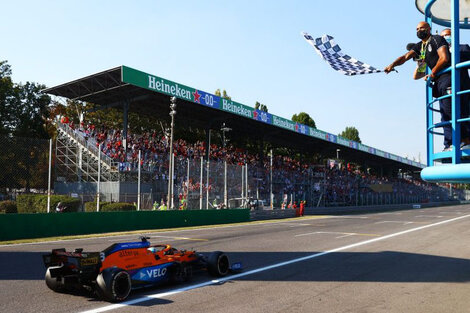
[2,134,469,212]
[0,135,52,199]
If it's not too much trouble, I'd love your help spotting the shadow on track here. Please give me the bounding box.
[1,250,470,284]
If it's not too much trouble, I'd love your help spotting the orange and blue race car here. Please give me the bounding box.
[43,237,241,302]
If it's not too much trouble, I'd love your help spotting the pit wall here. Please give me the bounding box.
[0,209,250,241]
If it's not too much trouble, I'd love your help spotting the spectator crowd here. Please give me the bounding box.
[60,119,454,208]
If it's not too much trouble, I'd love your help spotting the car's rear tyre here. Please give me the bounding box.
[45,266,65,292]
[207,251,230,277]
[96,268,131,302]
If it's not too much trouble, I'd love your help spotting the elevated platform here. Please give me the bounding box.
[421,163,470,182]
[416,0,470,29]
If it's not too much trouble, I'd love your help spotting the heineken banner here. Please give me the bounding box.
[121,66,423,169]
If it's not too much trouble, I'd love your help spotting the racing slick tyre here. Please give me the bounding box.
[170,262,193,283]
[45,266,65,292]
[96,268,131,302]
[207,251,230,277]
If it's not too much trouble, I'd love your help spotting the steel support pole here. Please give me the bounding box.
[171,152,175,209]
[451,0,461,164]
[224,160,227,207]
[97,143,101,212]
[245,163,248,200]
[168,97,177,209]
[206,159,210,210]
[206,129,211,210]
[200,157,203,210]
[47,139,52,213]
[137,150,141,211]
[241,165,244,199]
[270,149,273,209]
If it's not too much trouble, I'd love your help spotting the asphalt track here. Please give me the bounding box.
[3,204,470,313]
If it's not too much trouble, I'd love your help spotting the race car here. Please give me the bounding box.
[43,237,241,302]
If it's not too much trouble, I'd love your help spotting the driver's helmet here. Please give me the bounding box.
[147,247,157,253]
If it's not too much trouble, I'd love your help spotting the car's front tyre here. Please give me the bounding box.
[207,251,230,277]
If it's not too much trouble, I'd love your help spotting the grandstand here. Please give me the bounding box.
[42,65,456,210]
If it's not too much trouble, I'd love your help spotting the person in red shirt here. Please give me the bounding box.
[299,200,305,216]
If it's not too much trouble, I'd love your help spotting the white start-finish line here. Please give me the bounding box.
[80,213,470,313]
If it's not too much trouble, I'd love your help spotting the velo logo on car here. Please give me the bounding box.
[132,264,171,282]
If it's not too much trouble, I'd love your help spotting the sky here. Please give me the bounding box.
[3,0,469,164]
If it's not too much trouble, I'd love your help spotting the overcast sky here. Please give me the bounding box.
[4,0,468,163]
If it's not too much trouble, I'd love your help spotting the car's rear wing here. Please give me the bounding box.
[43,248,102,270]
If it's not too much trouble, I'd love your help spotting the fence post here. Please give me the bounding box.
[270,149,273,209]
[224,159,228,208]
[96,143,101,212]
[47,139,52,213]
[245,163,248,200]
[137,150,141,211]
[206,159,210,210]
[187,158,190,208]
[200,157,203,210]
[171,153,175,209]
[241,164,244,200]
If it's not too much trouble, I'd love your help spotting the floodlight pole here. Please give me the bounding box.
[167,97,177,209]
[221,123,231,208]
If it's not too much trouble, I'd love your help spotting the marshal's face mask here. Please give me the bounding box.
[444,35,451,46]
[417,29,429,40]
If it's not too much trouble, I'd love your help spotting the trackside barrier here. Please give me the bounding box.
[0,209,250,241]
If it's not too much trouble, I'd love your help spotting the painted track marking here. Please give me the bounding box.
[78,213,470,313]
[107,235,208,242]
[0,216,329,248]
[295,231,380,238]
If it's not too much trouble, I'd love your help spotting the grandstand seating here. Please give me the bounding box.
[54,120,455,208]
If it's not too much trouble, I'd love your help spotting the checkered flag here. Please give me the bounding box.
[302,32,382,76]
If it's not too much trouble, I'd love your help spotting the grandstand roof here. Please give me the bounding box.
[43,65,424,173]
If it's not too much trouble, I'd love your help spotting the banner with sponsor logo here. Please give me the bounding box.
[120,65,424,169]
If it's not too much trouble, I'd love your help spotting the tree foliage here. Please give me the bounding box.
[291,112,316,128]
[0,60,51,138]
[339,126,361,143]
[0,61,15,136]
[0,61,53,192]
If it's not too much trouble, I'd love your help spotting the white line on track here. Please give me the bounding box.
[415,215,443,218]
[375,221,416,225]
[295,231,379,238]
[328,216,369,219]
[107,235,208,242]
[78,213,470,313]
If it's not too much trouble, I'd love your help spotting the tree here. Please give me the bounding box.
[339,126,361,143]
[13,81,51,138]
[0,60,51,138]
[0,61,14,135]
[291,112,316,128]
